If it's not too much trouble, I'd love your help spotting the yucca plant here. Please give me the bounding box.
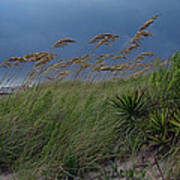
[109,88,154,147]
[110,89,149,122]
[146,108,180,152]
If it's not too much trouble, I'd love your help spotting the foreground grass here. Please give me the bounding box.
[0,53,180,179]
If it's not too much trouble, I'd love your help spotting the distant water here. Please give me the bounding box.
[0,0,180,85]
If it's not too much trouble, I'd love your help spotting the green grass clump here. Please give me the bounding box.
[0,52,179,179]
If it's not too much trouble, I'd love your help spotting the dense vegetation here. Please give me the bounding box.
[0,15,179,179]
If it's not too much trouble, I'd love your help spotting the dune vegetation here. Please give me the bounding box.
[0,15,180,179]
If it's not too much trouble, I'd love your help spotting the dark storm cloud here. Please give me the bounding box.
[0,0,179,62]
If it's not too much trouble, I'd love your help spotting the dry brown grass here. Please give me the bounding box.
[0,14,169,87]
[52,38,76,48]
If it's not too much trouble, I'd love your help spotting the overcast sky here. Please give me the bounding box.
[0,0,180,85]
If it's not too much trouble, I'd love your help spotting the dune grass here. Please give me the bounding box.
[0,61,180,179]
[0,15,180,179]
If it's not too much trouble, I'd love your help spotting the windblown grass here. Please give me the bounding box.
[0,15,179,179]
[0,14,165,87]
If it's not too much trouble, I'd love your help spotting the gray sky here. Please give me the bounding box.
[0,0,179,59]
[0,0,180,85]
